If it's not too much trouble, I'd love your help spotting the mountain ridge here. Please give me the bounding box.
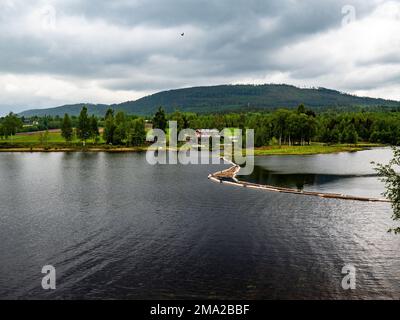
[18,84,400,117]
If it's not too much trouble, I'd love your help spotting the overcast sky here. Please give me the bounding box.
[0,0,399,114]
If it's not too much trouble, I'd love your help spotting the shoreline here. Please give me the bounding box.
[0,148,148,153]
[208,158,390,203]
[252,144,384,156]
[0,144,383,154]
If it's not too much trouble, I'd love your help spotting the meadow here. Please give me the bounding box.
[252,144,377,155]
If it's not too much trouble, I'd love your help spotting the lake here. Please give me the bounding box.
[0,148,399,299]
[241,147,391,198]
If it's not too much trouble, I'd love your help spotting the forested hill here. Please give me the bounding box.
[19,103,110,118]
[19,84,400,117]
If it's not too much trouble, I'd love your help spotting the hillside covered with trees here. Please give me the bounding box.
[18,84,400,117]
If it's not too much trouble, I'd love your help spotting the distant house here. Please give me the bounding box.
[22,120,39,127]
[195,129,220,139]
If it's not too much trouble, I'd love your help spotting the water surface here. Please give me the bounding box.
[0,150,399,299]
[241,148,392,198]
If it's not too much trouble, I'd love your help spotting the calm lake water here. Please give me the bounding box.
[0,148,399,299]
[241,147,392,198]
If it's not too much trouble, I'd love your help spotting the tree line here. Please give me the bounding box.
[3,104,400,146]
[162,105,400,147]
[60,107,147,146]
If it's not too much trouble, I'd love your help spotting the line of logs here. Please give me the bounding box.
[208,161,390,203]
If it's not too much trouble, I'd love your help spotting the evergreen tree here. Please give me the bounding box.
[113,111,128,145]
[90,115,99,143]
[61,114,73,142]
[103,111,116,144]
[130,118,146,146]
[153,107,167,131]
[297,104,306,114]
[171,110,186,131]
[77,106,91,141]
[105,108,114,119]
[344,124,358,144]
[115,111,126,126]
[113,125,126,145]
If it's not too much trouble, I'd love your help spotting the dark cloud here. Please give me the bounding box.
[0,0,398,113]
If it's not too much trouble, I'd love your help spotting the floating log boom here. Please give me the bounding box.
[208,159,390,203]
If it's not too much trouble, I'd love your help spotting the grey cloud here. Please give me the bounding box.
[62,0,377,29]
[357,52,400,67]
[0,0,371,77]
[0,0,398,112]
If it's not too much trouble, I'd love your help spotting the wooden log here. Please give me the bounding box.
[210,160,390,203]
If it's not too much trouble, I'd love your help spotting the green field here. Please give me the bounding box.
[4,132,68,143]
[252,144,380,156]
[1,131,103,144]
[0,131,109,151]
[0,131,382,154]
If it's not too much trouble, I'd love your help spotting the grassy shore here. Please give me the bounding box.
[0,143,382,154]
[0,146,148,152]
[253,143,383,156]
[0,131,384,154]
[0,131,145,152]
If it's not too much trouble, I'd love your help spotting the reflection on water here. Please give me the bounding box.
[244,166,378,192]
[0,149,399,300]
[242,148,392,198]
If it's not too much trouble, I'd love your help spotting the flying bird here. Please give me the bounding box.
[181,33,185,37]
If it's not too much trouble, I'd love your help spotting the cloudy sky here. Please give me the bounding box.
[0,0,399,114]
